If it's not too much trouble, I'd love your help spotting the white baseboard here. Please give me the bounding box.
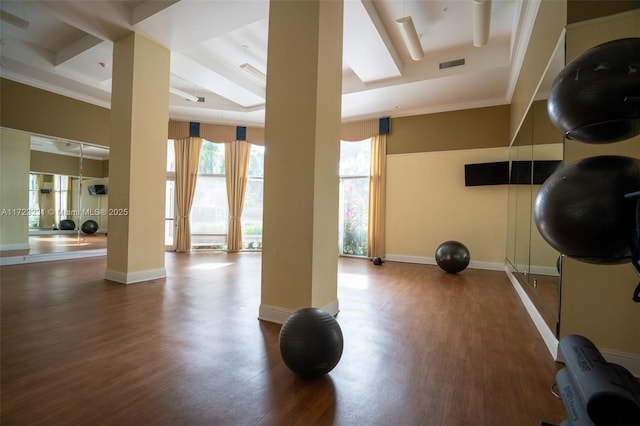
[105,267,166,284]
[385,254,504,271]
[0,249,106,266]
[530,264,559,277]
[0,243,30,251]
[505,267,559,360]
[599,348,640,378]
[258,299,340,324]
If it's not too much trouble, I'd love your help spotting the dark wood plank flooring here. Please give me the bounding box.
[1,253,566,425]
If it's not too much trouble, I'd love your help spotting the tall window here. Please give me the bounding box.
[339,139,371,256]
[242,144,264,249]
[28,174,39,228]
[28,174,70,228]
[165,140,176,247]
[191,141,228,249]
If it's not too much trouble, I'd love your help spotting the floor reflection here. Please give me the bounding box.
[0,233,107,264]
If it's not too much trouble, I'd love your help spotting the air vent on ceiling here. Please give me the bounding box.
[439,58,465,69]
[197,97,205,103]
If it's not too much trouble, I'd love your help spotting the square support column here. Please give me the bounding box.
[106,33,170,284]
[260,0,344,322]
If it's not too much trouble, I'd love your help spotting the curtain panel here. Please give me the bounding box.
[367,134,387,258]
[174,136,202,252]
[224,140,251,251]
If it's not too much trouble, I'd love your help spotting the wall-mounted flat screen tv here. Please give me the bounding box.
[532,160,562,184]
[464,161,509,186]
[510,161,532,185]
[88,184,107,195]
[510,160,563,185]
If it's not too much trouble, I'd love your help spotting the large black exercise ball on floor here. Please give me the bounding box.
[59,219,75,230]
[547,38,640,143]
[279,308,343,379]
[435,241,470,274]
[81,220,99,235]
[534,155,640,264]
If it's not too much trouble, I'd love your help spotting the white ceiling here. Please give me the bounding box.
[1,0,542,128]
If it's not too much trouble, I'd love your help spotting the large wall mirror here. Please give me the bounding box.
[1,129,109,259]
[506,33,565,336]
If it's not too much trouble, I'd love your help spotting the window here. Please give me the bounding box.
[28,174,71,228]
[166,140,176,248]
[339,139,370,256]
[190,141,228,249]
[28,174,39,228]
[242,144,264,249]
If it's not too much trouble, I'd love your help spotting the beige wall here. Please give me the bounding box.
[0,128,30,249]
[30,151,107,178]
[559,10,640,365]
[387,105,509,154]
[386,147,508,266]
[0,79,110,147]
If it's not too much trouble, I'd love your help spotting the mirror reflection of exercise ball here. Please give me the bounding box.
[534,156,640,264]
[59,219,75,230]
[547,37,640,143]
[81,220,99,235]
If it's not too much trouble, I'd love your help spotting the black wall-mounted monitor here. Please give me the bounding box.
[464,161,510,186]
[88,184,107,195]
[510,161,532,185]
[532,160,562,184]
[510,160,563,185]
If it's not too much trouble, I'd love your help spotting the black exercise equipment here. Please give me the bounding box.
[435,240,470,274]
[547,38,640,143]
[279,307,343,379]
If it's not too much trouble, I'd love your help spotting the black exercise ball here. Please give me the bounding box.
[435,241,470,273]
[59,219,75,230]
[81,220,99,235]
[547,38,640,143]
[534,155,640,264]
[279,308,343,379]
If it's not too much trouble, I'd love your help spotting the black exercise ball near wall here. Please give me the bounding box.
[547,38,640,143]
[435,241,470,274]
[279,308,343,379]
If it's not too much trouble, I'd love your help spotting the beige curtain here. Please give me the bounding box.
[368,134,386,258]
[225,140,251,251]
[174,137,202,252]
[67,176,73,217]
[37,174,56,228]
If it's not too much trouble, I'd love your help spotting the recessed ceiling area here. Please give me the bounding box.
[1,0,538,127]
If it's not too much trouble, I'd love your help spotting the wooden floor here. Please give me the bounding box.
[0,253,567,425]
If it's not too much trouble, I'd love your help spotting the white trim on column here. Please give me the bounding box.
[258,299,340,324]
[0,243,30,251]
[105,268,166,284]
